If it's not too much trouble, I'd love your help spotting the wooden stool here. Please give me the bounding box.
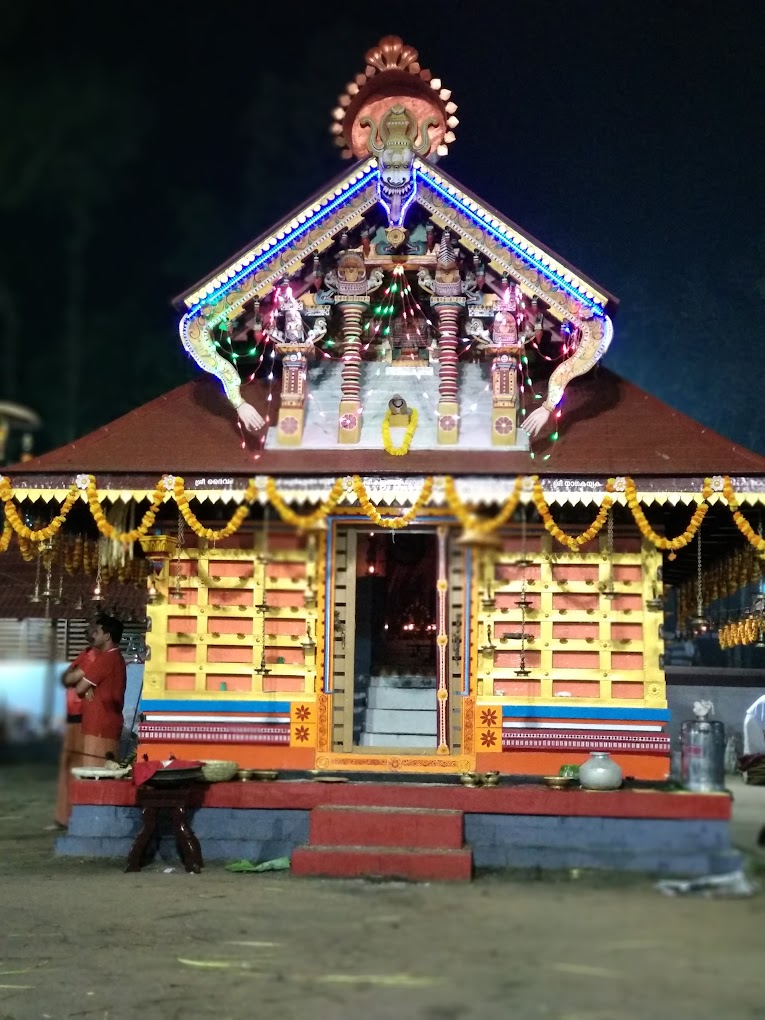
[125,784,204,874]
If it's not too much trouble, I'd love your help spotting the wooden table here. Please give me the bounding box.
[125,784,204,874]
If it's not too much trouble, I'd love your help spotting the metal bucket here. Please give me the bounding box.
[680,719,726,792]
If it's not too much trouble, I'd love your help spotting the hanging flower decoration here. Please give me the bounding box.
[444,476,523,536]
[266,477,345,530]
[624,477,711,559]
[0,520,11,553]
[1,476,79,542]
[173,477,257,541]
[86,475,167,543]
[352,476,434,529]
[382,407,419,456]
[533,477,614,551]
[721,476,765,552]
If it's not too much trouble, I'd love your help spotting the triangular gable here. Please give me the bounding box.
[175,158,614,327]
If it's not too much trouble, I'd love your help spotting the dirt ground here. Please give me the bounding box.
[1,765,765,1020]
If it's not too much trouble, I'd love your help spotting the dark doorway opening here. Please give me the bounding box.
[353,531,438,749]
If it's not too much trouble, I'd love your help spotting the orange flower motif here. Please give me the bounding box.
[294,725,310,743]
[294,705,311,722]
[480,708,498,727]
[480,730,498,748]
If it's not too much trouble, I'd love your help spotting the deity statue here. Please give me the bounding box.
[361,104,437,227]
[319,251,384,302]
[265,289,327,447]
[266,289,327,349]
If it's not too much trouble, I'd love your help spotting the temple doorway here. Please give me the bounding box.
[353,531,438,749]
[329,523,467,755]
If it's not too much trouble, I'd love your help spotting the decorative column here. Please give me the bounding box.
[337,300,367,444]
[276,350,308,446]
[490,352,518,446]
[435,525,450,754]
[433,300,463,445]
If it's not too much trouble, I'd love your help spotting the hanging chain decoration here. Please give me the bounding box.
[515,501,532,677]
[29,544,43,604]
[602,504,616,600]
[170,510,185,600]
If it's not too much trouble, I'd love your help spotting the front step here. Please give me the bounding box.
[291,845,473,882]
[310,805,464,850]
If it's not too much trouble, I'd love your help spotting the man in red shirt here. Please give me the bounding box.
[66,614,127,768]
[55,644,97,827]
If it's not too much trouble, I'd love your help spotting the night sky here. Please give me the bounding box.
[3,1,764,455]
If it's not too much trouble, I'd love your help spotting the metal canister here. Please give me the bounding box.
[680,719,726,792]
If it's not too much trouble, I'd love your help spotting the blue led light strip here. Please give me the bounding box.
[418,170,605,315]
[189,166,378,316]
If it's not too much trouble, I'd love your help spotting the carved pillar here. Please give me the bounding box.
[337,300,367,444]
[433,300,463,444]
[435,525,450,754]
[490,353,518,446]
[275,350,308,446]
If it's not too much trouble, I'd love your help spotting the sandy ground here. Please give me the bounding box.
[1,765,765,1020]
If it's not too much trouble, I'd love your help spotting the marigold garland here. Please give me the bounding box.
[266,477,345,530]
[0,520,11,553]
[624,477,711,558]
[86,476,167,543]
[173,477,257,541]
[533,478,614,551]
[1,475,79,542]
[352,475,434,529]
[382,408,419,456]
[444,476,522,536]
[722,476,765,552]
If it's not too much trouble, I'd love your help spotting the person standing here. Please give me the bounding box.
[67,613,127,768]
[55,643,97,827]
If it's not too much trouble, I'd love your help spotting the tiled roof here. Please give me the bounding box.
[7,367,765,481]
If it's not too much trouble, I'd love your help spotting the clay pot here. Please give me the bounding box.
[578,751,623,791]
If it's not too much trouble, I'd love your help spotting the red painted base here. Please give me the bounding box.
[70,779,732,820]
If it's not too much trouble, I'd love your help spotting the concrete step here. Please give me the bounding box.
[363,707,437,735]
[367,687,437,711]
[310,805,464,850]
[357,733,436,748]
[291,844,473,881]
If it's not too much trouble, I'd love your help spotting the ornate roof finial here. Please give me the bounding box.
[331,35,458,160]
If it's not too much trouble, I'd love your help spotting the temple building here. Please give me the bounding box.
[4,34,765,799]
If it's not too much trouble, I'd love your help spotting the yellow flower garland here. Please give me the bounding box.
[444,476,522,536]
[267,477,345,530]
[173,477,257,541]
[0,520,11,553]
[87,476,167,543]
[382,407,419,456]
[352,475,434,529]
[533,478,614,551]
[1,475,79,542]
[625,477,711,558]
[722,476,765,552]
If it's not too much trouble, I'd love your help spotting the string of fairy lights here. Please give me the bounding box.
[209,246,577,456]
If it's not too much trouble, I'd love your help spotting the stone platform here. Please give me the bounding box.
[58,778,741,878]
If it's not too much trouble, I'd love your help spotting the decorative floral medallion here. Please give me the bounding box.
[279,415,300,435]
[439,414,457,432]
[339,413,358,431]
[494,416,514,435]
